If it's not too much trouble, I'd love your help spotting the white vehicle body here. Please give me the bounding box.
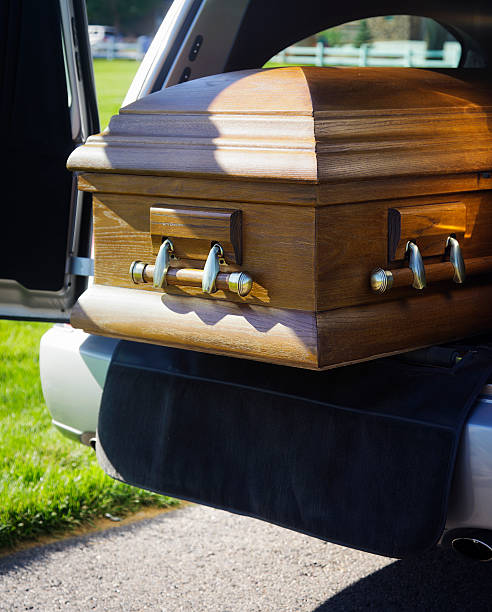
[4,0,492,559]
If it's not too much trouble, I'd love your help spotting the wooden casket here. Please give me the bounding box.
[68,67,492,369]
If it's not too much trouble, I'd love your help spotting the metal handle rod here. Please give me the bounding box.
[371,255,492,294]
[131,263,253,297]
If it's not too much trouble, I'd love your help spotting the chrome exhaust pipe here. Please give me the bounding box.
[451,537,492,561]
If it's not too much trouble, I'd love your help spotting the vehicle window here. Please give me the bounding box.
[265,16,461,68]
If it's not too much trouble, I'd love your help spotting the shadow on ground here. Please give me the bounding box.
[315,547,491,611]
[0,510,182,574]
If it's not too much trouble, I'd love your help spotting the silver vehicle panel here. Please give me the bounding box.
[40,325,117,441]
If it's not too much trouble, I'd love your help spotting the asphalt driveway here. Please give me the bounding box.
[1,504,491,611]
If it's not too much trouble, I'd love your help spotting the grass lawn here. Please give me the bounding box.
[0,59,177,550]
[93,59,141,128]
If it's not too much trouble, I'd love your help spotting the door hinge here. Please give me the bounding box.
[69,256,94,277]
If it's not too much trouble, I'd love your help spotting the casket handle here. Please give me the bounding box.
[202,243,223,294]
[447,235,466,284]
[406,241,426,290]
[129,243,253,297]
[371,236,479,295]
[153,238,174,289]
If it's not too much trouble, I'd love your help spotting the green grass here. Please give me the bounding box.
[93,59,141,128]
[0,321,177,549]
[263,62,291,68]
[0,60,178,550]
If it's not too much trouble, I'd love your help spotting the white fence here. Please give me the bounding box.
[269,41,461,68]
[90,39,148,61]
[91,38,462,67]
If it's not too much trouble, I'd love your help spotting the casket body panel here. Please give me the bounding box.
[68,67,492,368]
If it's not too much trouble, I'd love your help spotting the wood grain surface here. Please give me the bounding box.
[315,190,492,311]
[388,202,466,261]
[79,171,492,209]
[316,173,485,207]
[71,282,492,370]
[78,171,488,208]
[92,192,316,310]
[150,205,242,264]
[90,188,492,313]
[77,173,319,206]
[317,283,492,368]
[68,67,492,187]
[71,285,319,369]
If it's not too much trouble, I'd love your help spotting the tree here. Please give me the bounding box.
[425,20,448,51]
[318,27,345,48]
[354,20,372,48]
[86,0,170,35]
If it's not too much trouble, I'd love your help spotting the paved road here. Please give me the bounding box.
[1,504,491,611]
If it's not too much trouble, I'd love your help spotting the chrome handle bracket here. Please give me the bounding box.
[153,238,174,289]
[202,243,224,294]
[370,268,394,294]
[447,236,466,284]
[228,271,253,297]
[406,241,426,290]
[130,260,147,284]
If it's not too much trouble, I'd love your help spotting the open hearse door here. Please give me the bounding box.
[0,0,98,321]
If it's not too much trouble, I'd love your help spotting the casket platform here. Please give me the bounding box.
[67,67,492,369]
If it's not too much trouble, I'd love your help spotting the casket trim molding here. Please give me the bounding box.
[68,67,492,187]
[72,283,492,370]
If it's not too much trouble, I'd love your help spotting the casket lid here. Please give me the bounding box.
[68,67,492,184]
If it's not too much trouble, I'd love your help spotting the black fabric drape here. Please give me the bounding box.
[97,342,492,558]
[0,1,73,290]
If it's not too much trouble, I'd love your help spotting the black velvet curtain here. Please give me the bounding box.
[0,1,74,290]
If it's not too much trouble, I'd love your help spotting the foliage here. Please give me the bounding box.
[318,27,345,48]
[425,19,448,51]
[0,321,178,549]
[86,0,170,35]
[354,19,372,48]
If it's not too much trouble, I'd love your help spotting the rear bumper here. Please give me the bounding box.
[39,324,492,534]
[446,391,492,532]
[39,325,118,442]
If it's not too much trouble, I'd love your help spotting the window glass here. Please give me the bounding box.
[266,16,461,68]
